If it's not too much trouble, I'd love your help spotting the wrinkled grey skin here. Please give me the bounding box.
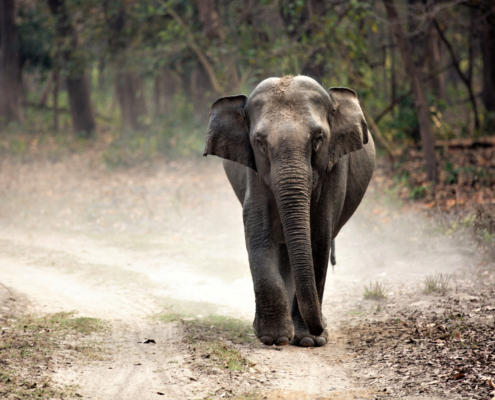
[204,76,375,347]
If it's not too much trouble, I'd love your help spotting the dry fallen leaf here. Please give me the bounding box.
[453,331,461,340]
[454,373,465,380]
[489,379,495,389]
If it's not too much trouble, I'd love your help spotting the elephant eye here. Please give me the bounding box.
[314,135,323,152]
[257,139,267,155]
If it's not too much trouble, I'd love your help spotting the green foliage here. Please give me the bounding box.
[2,0,492,180]
[102,93,205,168]
[17,2,55,71]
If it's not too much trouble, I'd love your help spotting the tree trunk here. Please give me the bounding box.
[53,67,60,132]
[196,0,238,93]
[384,0,438,183]
[427,23,445,100]
[103,1,147,133]
[0,0,24,125]
[38,73,54,107]
[154,69,179,116]
[390,34,396,116]
[47,0,96,137]
[115,71,147,134]
[434,19,480,131]
[480,6,495,113]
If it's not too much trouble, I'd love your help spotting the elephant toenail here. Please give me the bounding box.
[275,336,289,346]
[315,336,327,347]
[260,336,273,346]
[300,337,315,347]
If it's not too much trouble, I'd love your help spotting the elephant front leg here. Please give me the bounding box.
[244,210,294,346]
[290,233,330,347]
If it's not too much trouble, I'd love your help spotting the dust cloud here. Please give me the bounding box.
[0,154,478,321]
[0,154,482,399]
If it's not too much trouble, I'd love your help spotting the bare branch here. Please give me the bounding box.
[157,0,223,95]
[433,18,480,131]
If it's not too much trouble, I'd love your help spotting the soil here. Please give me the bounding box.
[0,152,494,400]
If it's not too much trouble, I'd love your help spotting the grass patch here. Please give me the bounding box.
[156,297,219,323]
[234,395,264,400]
[183,315,256,344]
[182,316,256,372]
[0,311,108,399]
[198,341,253,371]
[18,311,106,335]
[363,281,388,300]
[205,392,263,400]
[156,302,257,373]
[423,272,451,294]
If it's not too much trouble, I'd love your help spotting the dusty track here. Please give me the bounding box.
[0,154,487,399]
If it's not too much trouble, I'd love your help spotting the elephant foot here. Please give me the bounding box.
[290,328,328,347]
[260,335,290,346]
[254,313,294,347]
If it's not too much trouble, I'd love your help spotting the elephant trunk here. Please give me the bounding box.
[272,163,324,337]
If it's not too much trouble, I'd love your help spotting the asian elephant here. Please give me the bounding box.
[204,76,375,347]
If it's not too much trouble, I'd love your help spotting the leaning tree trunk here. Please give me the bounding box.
[384,0,438,183]
[0,0,24,125]
[196,0,238,93]
[47,0,96,138]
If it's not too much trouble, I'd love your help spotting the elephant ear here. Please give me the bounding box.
[203,95,256,171]
[327,87,369,170]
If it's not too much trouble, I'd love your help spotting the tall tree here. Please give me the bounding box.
[47,0,96,138]
[0,0,24,125]
[383,0,438,183]
[427,21,445,100]
[479,0,495,114]
[103,0,147,133]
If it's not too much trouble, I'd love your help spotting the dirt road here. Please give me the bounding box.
[0,154,490,399]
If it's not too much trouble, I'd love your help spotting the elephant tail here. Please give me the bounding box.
[330,239,336,272]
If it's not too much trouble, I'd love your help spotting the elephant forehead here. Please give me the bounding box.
[247,77,331,118]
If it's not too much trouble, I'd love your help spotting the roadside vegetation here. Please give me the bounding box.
[345,284,495,399]
[0,309,108,399]
[363,281,388,300]
[424,272,451,295]
[157,303,256,374]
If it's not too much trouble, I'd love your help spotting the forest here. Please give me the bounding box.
[0,0,495,195]
[1,2,495,399]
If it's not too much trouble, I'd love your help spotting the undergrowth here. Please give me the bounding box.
[0,311,108,399]
[156,300,256,373]
[363,281,388,300]
[423,272,451,294]
[102,94,205,168]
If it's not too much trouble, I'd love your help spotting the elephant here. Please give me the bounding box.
[203,75,375,347]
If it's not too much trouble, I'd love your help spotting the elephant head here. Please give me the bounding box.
[204,76,369,336]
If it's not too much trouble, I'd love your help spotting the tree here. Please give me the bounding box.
[103,0,147,133]
[196,0,238,93]
[47,0,96,138]
[0,0,24,125]
[383,0,438,183]
[478,0,495,114]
